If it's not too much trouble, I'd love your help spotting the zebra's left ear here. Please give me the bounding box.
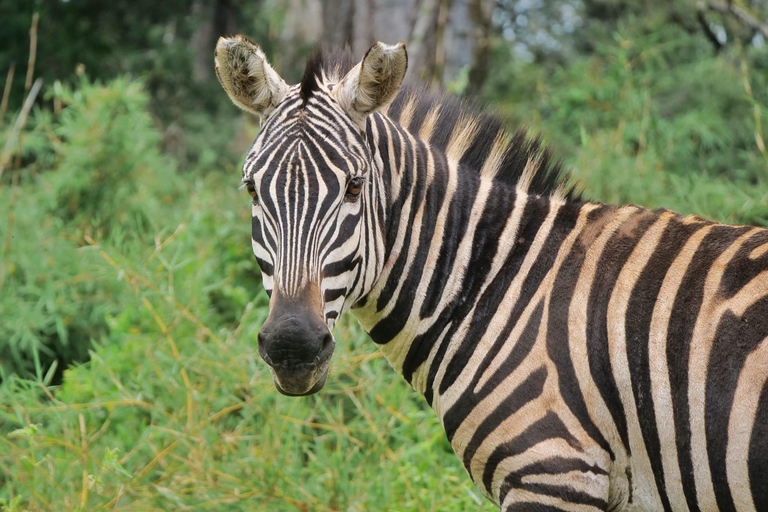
[333,42,408,129]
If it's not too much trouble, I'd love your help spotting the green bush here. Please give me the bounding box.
[45,77,181,239]
[0,76,168,380]
[483,21,768,225]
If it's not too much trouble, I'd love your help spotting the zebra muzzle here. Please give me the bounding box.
[257,297,335,396]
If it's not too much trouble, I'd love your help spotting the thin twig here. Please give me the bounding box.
[0,77,43,177]
[0,63,15,127]
[697,10,725,52]
[0,172,20,294]
[698,0,768,40]
[25,13,39,90]
[740,55,768,166]
[79,413,89,509]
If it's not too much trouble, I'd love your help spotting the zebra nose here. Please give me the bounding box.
[257,310,334,369]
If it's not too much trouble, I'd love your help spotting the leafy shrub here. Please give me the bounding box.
[483,21,768,225]
[0,76,183,380]
[45,77,181,240]
[0,73,266,384]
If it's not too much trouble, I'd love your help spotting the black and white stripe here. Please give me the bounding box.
[218,40,768,511]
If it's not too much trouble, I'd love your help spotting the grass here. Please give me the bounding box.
[0,170,493,512]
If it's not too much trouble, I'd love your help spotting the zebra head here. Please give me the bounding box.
[215,36,407,396]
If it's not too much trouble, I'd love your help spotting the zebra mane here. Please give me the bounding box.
[300,45,358,105]
[384,83,580,200]
[300,46,579,201]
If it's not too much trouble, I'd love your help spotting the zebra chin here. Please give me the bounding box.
[268,360,331,397]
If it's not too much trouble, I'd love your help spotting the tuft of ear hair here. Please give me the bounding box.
[214,35,288,120]
[332,42,408,129]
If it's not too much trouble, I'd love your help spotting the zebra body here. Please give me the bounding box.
[214,37,768,511]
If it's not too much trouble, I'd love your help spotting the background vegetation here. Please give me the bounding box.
[0,0,766,510]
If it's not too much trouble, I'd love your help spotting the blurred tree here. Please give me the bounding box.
[484,0,768,201]
[0,0,274,167]
[1,0,765,180]
[278,0,495,89]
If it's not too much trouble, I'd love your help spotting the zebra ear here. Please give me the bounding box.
[333,41,408,128]
[214,35,288,121]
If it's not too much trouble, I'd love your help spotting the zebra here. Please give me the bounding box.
[214,35,768,511]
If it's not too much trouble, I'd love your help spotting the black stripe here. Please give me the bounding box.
[422,195,550,405]
[460,365,547,473]
[387,148,449,304]
[584,209,658,456]
[369,140,431,344]
[624,215,702,512]
[372,132,425,313]
[323,255,360,278]
[667,225,749,512]
[384,89,409,121]
[515,456,609,478]
[457,113,503,172]
[438,195,557,395]
[505,503,569,512]
[445,301,546,442]
[505,481,608,510]
[419,163,479,318]
[718,230,768,299]
[323,288,347,303]
[429,98,463,149]
[404,98,436,134]
[546,205,617,461]
[402,171,506,382]
[706,295,768,512]
[487,411,582,503]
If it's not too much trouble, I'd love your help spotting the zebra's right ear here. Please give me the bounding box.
[333,41,408,129]
[214,35,288,121]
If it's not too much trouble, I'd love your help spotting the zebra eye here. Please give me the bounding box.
[245,181,258,201]
[346,177,364,201]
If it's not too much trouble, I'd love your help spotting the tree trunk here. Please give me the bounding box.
[467,0,495,94]
[320,0,355,46]
[191,0,251,83]
[190,1,215,83]
[280,0,494,90]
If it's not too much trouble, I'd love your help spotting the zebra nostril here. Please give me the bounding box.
[257,330,275,366]
[260,349,274,366]
[317,332,335,362]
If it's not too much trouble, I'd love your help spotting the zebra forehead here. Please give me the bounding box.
[248,126,364,181]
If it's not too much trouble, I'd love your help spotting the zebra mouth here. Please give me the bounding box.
[260,344,334,397]
[269,361,330,396]
[273,366,330,396]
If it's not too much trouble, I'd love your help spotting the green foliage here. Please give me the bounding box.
[483,18,768,225]
[0,311,488,511]
[46,77,181,238]
[0,76,250,381]
[0,0,279,170]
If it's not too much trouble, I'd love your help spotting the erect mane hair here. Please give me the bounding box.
[300,46,579,201]
[384,82,580,201]
[300,45,357,105]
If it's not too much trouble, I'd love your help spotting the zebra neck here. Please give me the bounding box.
[353,115,579,406]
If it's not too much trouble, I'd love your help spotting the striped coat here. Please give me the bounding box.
[214,36,768,511]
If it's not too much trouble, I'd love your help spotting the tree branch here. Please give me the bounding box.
[697,9,725,52]
[697,0,768,40]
